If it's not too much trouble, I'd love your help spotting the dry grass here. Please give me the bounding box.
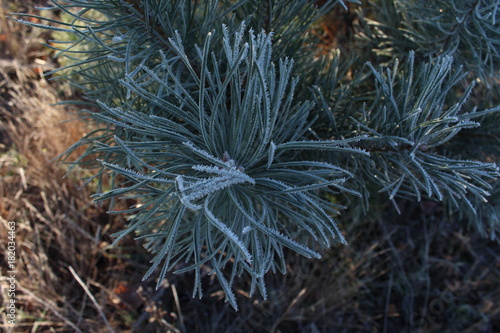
[0,1,499,333]
[0,68,114,332]
[0,2,161,332]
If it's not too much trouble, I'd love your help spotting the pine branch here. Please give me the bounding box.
[15,0,500,311]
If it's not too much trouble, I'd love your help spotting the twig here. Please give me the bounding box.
[68,266,115,333]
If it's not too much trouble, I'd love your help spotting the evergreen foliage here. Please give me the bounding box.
[356,0,500,83]
[15,0,500,309]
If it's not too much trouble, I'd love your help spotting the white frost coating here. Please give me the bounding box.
[183,141,226,166]
[175,155,255,211]
[176,175,202,210]
[267,141,276,169]
[192,165,254,184]
[205,205,252,264]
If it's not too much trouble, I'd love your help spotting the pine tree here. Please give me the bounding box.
[15,0,500,309]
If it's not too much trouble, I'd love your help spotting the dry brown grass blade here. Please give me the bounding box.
[68,266,115,333]
[15,285,83,333]
[269,287,307,332]
[170,283,185,333]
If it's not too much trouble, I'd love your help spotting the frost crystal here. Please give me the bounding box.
[176,154,255,211]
